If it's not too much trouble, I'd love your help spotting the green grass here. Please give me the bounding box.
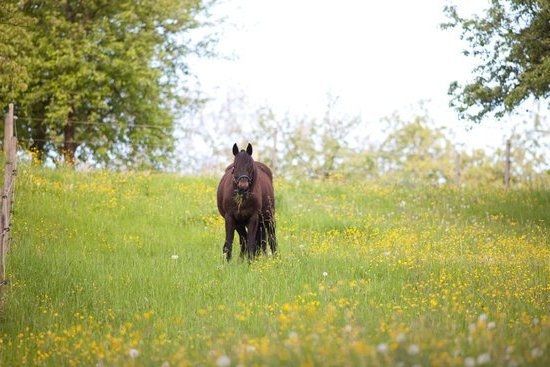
[0,164,549,366]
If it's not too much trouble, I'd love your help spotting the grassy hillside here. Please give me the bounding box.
[0,164,549,366]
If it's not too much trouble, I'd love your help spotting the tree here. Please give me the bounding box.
[0,1,33,104]
[443,1,550,122]
[505,111,550,185]
[459,148,504,186]
[1,0,216,169]
[274,97,361,179]
[377,112,454,185]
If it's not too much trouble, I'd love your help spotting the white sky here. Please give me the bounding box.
[189,0,516,150]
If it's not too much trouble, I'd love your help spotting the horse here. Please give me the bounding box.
[217,143,277,261]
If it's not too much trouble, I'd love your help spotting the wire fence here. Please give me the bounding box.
[11,114,190,153]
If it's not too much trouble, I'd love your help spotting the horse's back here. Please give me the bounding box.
[255,162,273,182]
[255,162,275,218]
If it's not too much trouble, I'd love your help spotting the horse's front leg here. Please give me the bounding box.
[246,215,260,260]
[236,225,247,259]
[223,216,236,261]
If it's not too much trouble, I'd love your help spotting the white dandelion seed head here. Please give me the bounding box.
[322,271,328,277]
[171,254,179,260]
[216,355,231,367]
[476,352,491,365]
[487,321,496,330]
[377,343,389,354]
[531,347,543,358]
[478,313,488,322]
[128,348,139,359]
[407,344,420,356]
[464,356,476,367]
[246,345,256,353]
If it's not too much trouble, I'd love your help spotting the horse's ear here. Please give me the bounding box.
[232,143,239,156]
[246,143,253,156]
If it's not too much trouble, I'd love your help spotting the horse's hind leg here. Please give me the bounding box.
[257,222,267,255]
[267,221,277,256]
[246,216,260,261]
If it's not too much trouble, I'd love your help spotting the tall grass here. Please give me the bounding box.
[0,164,548,366]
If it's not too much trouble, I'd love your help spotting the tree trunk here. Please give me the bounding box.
[30,122,47,163]
[63,117,77,167]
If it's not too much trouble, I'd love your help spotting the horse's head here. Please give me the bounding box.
[232,143,255,194]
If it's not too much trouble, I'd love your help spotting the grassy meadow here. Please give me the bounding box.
[0,164,549,366]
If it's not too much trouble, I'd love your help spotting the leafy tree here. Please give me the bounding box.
[0,1,34,103]
[184,91,254,173]
[506,112,550,185]
[443,1,550,122]
[377,112,455,185]
[1,0,215,169]
[273,98,361,179]
[458,148,504,186]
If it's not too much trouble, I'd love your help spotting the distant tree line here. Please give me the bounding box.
[190,95,549,188]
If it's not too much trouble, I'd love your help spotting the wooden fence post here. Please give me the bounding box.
[455,151,461,187]
[1,103,17,285]
[505,139,511,190]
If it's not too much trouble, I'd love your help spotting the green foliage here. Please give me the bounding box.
[443,0,550,122]
[254,98,363,179]
[1,0,216,169]
[0,1,34,101]
[199,98,548,186]
[0,165,549,365]
[377,112,454,184]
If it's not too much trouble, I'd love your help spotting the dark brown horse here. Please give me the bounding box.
[217,143,277,261]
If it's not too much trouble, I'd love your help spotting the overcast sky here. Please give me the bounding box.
[189,0,516,150]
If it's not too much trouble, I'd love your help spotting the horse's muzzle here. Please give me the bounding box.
[234,175,252,192]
